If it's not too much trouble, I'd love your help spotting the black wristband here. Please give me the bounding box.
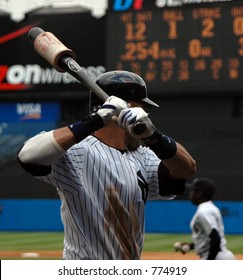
[68,113,104,143]
[143,130,177,160]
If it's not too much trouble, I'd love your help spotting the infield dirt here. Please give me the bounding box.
[0,251,242,260]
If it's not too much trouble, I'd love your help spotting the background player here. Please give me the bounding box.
[174,177,235,260]
[18,70,196,260]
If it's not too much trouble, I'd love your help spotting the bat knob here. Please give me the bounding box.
[133,122,146,135]
[28,27,44,43]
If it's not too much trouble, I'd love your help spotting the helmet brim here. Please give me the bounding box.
[141,97,159,108]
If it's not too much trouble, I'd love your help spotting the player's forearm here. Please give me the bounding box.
[144,130,196,179]
[53,127,77,150]
[162,143,197,179]
[207,229,221,260]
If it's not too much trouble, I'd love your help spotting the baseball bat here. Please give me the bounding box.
[28,27,146,135]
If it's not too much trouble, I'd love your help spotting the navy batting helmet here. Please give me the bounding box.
[89,70,159,112]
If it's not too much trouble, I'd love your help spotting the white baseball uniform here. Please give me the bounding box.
[34,135,176,260]
[190,201,235,260]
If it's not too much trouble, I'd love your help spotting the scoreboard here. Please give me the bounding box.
[106,2,243,94]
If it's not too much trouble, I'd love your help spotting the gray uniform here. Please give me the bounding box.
[190,201,235,260]
[37,135,174,260]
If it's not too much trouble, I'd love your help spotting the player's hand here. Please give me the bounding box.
[173,242,191,254]
[96,96,128,125]
[117,107,155,138]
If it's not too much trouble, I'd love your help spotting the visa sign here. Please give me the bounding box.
[17,103,42,121]
[0,103,60,123]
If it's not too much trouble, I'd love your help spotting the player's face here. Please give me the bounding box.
[128,100,146,109]
[189,188,202,205]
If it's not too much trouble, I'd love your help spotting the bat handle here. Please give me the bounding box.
[112,116,146,135]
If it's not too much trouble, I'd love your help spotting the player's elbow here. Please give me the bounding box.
[18,146,31,164]
[187,158,197,177]
[184,159,197,178]
[170,158,197,179]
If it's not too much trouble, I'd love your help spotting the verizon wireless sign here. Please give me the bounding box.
[0,64,105,91]
[0,11,105,95]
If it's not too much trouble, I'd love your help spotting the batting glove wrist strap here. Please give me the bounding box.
[143,130,177,160]
[96,96,128,125]
[68,113,104,143]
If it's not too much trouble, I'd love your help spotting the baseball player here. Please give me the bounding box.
[174,178,235,260]
[18,70,196,260]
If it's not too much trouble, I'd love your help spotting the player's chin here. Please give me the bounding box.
[126,134,141,150]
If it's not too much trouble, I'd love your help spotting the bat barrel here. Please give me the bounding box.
[28,27,77,72]
[28,27,44,44]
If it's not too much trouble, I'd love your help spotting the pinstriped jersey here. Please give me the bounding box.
[37,135,174,260]
[190,201,227,259]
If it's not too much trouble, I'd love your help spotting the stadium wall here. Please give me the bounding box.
[0,199,242,234]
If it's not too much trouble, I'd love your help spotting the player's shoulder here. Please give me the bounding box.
[197,201,218,215]
[127,145,160,165]
[65,135,103,155]
[135,145,156,154]
[128,145,155,158]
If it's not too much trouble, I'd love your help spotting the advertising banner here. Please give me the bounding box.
[0,102,60,122]
[0,10,106,98]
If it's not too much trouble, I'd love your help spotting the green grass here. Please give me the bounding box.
[0,232,243,259]
[0,232,63,251]
[144,233,194,252]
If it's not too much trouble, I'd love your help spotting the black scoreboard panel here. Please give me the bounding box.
[106,2,243,95]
